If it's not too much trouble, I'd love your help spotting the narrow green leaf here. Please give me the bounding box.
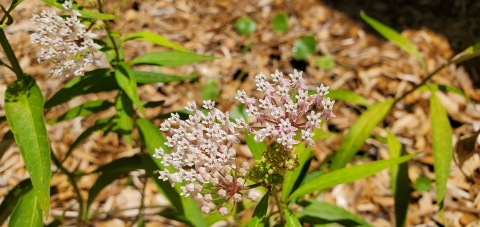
[285,208,302,227]
[179,196,207,227]
[87,155,144,209]
[297,200,372,226]
[201,79,220,101]
[272,12,288,34]
[48,100,114,124]
[418,83,470,103]
[8,188,42,227]
[387,132,409,227]
[144,100,165,108]
[450,40,480,64]
[132,70,197,84]
[292,36,316,60]
[248,193,269,227]
[130,51,217,67]
[41,0,118,20]
[4,75,50,217]
[115,62,145,116]
[63,117,116,162]
[123,31,190,52]
[235,17,256,35]
[328,89,370,107]
[45,68,117,108]
[315,55,335,71]
[115,91,134,144]
[282,143,312,201]
[0,179,32,225]
[0,130,14,161]
[289,153,417,200]
[246,131,266,160]
[0,5,13,28]
[330,99,394,171]
[430,92,453,220]
[360,11,425,69]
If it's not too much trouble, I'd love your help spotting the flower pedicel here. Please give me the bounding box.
[154,70,335,216]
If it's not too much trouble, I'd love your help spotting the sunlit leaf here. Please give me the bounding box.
[297,200,372,226]
[123,31,190,52]
[272,12,288,34]
[328,89,370,107]
[115,91,134,144]
[201,79,220,101]
[0,179,32,225]
[48,100,114,124]
[282,142,312,202]
[450,40,480,64]
[246,131,266,160]
[132,70,197,84]
[285,208,302,227]
[360,11,425,69]
[4,75,50,216]
[235,17,256,35]
[289,153,417,201]
[292,36,316,60]
[115,62,145,116]
[8,188,42,227]
[387,132,409,227]
[413,176,431,192]
[42,0,118,20]
[248,193,269,227]
[315,55,335,71]
[330,99,394,171]
[430,92,453,220]
[130,51,217,67]
[418,83,470,103]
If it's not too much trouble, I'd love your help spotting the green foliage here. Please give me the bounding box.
[325,89,370,107]
[123,31,190,52]
[48,100,114,124]
[272,12,288,34]
[414,176,431,192]
[0,179,32,225]
[4,75,51,217]
[132,70,197,84]
[289,153,418,201]
[430,92,453,219]
[235,17,256,35]
[201,79,220,100]
[130,51,217,67]
[451,40,480,64]
[360,11,425,69]
[387,132,410,227]
[292,36,316,60]
[0,130,14,161]
[297,200,372,226]
[285,208,302,227]
[42,0,119,20]
[115,91,134,144]
[246,130,267,160]
[315,55,335,71]
[282,142,313,202]
[330,99,394,171]
[8,188,42,227]
[248,193,269,227]
[115,62,145,115]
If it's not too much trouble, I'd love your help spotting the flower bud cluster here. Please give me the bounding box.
[30,1,100,77]
[155,100,258,216]
[236,70,335,149]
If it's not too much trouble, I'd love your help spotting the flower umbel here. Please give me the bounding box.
[236,69,335,149]
[30,1,101,77]
[155,101,257,216]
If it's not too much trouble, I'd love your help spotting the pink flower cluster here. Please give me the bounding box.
[155,100,258,216]
[236,70,335,149]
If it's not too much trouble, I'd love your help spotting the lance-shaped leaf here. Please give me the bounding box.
[297,200,372,226]
[45,68,117,108]
[42,0,118,20]
[418,83,470,103]
[0,130,14,161]
[285,207,302,227]
[289,153,417,201]
[4,75,50,216]
[115,91,134,144]
[130,51,217,67]
[248,193,269,227]
[360,11,425,69]
[133,70,197,84]
[48,100,114,124]
[115,62,145,115]
[87,155,144,210]
[387,132,410,227]
[450,40,480,64]
[330,99,394,171]
[430,92,453,220]
[282,143,312,202]
[8,188,42,227]
[143,100,165,108]
[123,31,190,52]
[0,179,32,225]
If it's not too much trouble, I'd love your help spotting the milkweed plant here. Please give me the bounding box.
[0,0,478,226]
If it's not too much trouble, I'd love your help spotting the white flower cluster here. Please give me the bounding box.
[30,1,100,77]
[155,100,258,216]
[236,70,335,149]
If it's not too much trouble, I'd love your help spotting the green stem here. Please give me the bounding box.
[97,0,120,65]
[271,187,285,224]
[51,151,84,226]
[0,29,24,79]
